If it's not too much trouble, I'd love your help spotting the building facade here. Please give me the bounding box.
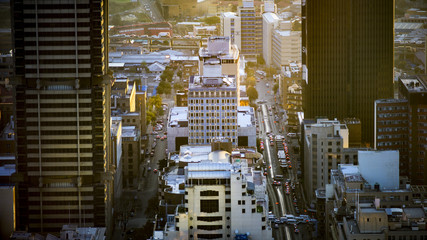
[221,0,262,60]
[12,0,113,233]
[302,119,350,202]
[397,76,427,185]
[302,0,394,145]
[188,76,239,146]
[272,21,301,69]
[374,99,410,178]
[164,150,272,239]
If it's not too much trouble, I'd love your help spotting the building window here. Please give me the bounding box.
[242,209,245,214]
[200,200,219,213]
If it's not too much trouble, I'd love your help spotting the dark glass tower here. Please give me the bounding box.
[12,0,113,234]
[302,0,394,145]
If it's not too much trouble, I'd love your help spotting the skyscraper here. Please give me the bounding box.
[12,0,113,233]
[302,0,394,145]
[220,0,262,61]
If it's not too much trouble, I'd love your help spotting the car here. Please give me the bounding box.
[272,181,281,186]
[153,169,158,173]
[150,151,154,157]
[156,135,161,139]
[148,167,152,172]
[294,228,299,234]
[274,223,279,229]
[152,131,158,135]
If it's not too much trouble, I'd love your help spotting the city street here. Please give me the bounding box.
[255,76,315,240]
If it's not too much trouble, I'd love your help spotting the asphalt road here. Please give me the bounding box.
[256,77,315,240]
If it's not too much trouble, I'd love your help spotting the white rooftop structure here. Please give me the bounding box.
[168,107,188,127]
[178,145,212,163]
[263,12,280,23]
[148,62,166,72]
[237,106,254,127]
[358,150,399,190]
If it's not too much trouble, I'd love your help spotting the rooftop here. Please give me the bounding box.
[237,106,255,127]
[263,12,280,23]
[168,107,188,127]
[122,126,139,140]
[189,75,237,90]
[401,77,427,92]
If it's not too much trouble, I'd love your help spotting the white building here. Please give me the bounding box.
[272,21,301,68]
[199,36,240,82]
[167,106,256,152]
[163,147,272,240]
[303,118,349,202]
[220,0,263,60]
[262,13,280,66]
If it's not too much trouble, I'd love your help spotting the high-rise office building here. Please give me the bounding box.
[220,0,262,60]
[302,0,394,145]
[189,37,240,146]
[12,0,113,233]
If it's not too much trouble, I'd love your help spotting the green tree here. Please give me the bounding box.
[273,83,279,95]
[157,80,172,95]
[247,86,259,103]
[245,65,255,78]
[265,66,276,78]
[160,68,174,82]
[146,110,157,126]
[174,82,184,91]
[257,54,265,66]
[292,21,302,31]
[246,76,256,87]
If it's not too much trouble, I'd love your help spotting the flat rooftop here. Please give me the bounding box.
[168,107,188,127]
[237,106,255,127]
[189,75,237,90]
[401,77,427,92]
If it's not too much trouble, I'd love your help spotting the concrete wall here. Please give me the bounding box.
[358,151,399,190]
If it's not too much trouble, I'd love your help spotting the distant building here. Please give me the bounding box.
[167,106,257,152]
[115,22,173,37]
[199,36,240,82]
[262,12,280,66]
[302,118,350,202]
[111,118,123,203]
[121,126,141,188]
[343,118,362,148]
[397,76,427,185]
[158,0,198,19]
[175,89,188,107]
[221,0,263,60]
[374,99,410,177]
[111,78,137,113]
[272,21,301,68]
[286,84,302,131]
[326,160,427,239]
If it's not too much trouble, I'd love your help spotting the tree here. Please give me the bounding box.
[257,54,265,66]
[246,76,256,87]
[245,65,255,78]
[265,66,277,78]
[273,83,279,95]
[157,80,172,95]
[140,61,148,72]
[160,68,174,82]
[174,82,184,91]
[146,110,157,126]
[247,86,259,103]
[292,21,302,31]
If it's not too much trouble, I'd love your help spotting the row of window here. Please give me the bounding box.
[189,91,236,98]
